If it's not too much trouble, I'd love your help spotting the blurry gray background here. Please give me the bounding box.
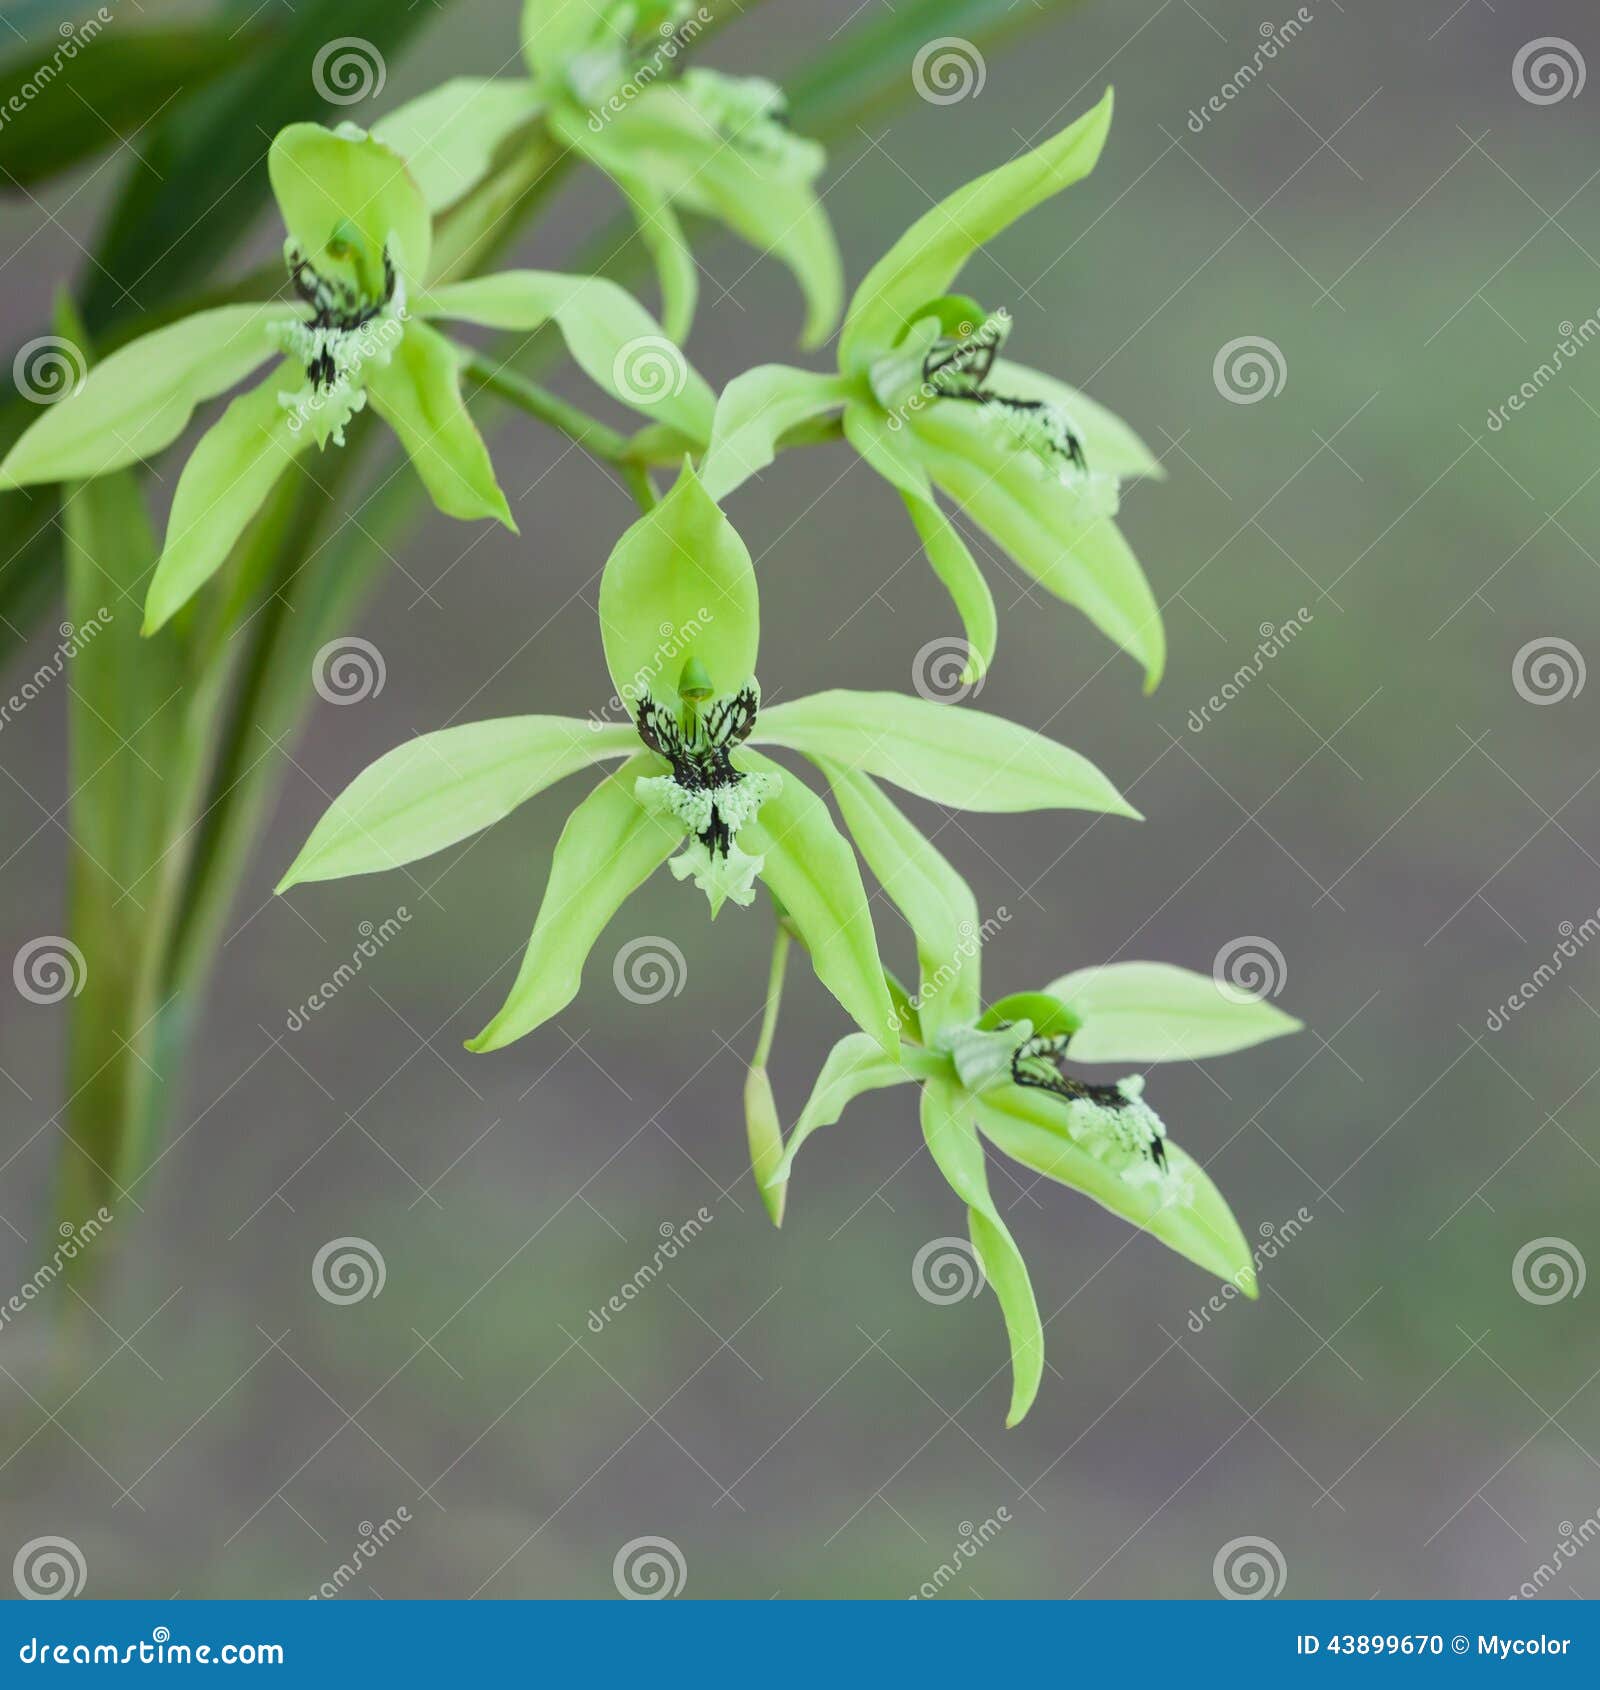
[2,0,1599,1600]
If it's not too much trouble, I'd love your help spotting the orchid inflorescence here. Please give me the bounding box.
[4,1,1302,1423]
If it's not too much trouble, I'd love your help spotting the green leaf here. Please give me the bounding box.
[269,121,432,288]
[610,168,699,344]
[757,689,1139,817]
[701,364,852,501]
[744,1066,788,1227]
[770,1031,923,1184]
[468,756,682,1053]
[973,1083,1256,1293]
[598,462,760,704]
[1045,961,1302,1062]
[842,400,995,680]
[0,24,260,191]
[421,271,715,443]
[366,322,515,528]
[989,359,1165,480]
[277,718,638,891]
[921,1077,1044,1428]
[0,306,288,488]
[821,763,982,1038]
[372,77,541,214]
[839,88,1113,370]
[739,750,898,1058]
[911,402,1165,689]
[142,376,309,634]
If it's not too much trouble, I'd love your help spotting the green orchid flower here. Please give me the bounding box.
[275,465,1142,1056]
[769,815,1301,1426]
[0,120,715,634]
[372,0,842,347]
[700,87,1167,690]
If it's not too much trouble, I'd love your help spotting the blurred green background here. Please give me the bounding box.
[2,0,1598,1600]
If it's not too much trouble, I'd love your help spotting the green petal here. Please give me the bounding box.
[277,718,638,891]
[973,1083,1256,1293]
[613,168,699,344]
[756,689,1139,817]
[1045,961,1302,1063]
[842,400,995,680]
[520,0,604,81]
[372,77,542,215]
[739,749,897,1058]
[467,756,682,1053]
[840,88,1113,370]
[989,358,1165,480]
[744,1065,788,1228]
[701,364,852,501]
[819,763,982,1037]
[0,305,288,487]
[422,271,714,443]
[769,1030,920,1185]
[921,1077,1044,1428]
[598,461,759,705]
[142,374,309,634]
[913,401,1165,689]
[365,321,514,527]
[269,122,431,289]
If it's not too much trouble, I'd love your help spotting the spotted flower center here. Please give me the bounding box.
[633,682,780,915]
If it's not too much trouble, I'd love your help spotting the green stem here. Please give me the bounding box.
[462,352,636,463]
[753,922,791,1069]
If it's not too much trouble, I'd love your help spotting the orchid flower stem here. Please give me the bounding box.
[462,352,636,465]
[753,921,792,1070]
